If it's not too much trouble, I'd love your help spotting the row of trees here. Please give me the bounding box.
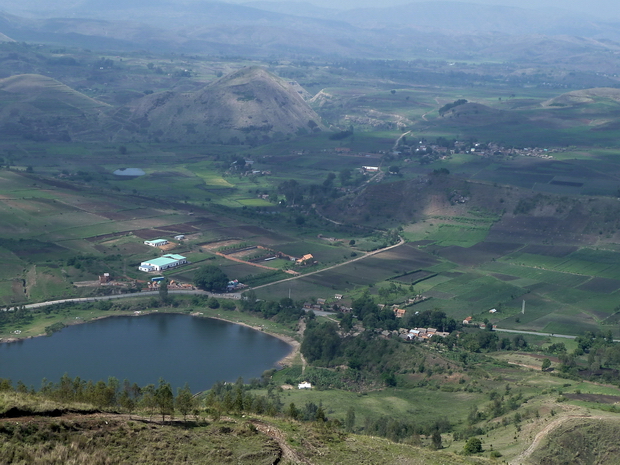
[2,375,197,422]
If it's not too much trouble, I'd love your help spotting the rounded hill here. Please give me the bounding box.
[127,66,324,144]
[0,74,109,141]
[0,74,108,110]
[542,87,620,107]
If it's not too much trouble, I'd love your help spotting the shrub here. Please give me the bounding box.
[464,437,483,454]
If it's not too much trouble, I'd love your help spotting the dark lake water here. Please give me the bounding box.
[0,314,292,392]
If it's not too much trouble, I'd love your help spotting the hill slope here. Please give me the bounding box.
[0,74,109,141]
[126,66,324,144]
[0,391,492,465]
[543,87,620,107]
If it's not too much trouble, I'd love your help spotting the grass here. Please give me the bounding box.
[272,386,483,428]
[0,389,497,465]
[527,417,620,465]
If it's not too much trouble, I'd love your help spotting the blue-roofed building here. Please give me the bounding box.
[139,254,187,272]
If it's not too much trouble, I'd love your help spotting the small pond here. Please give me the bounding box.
[113,168,145,176]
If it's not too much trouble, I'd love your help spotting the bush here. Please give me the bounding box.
[220,300,236,311]
[464,437,483,454]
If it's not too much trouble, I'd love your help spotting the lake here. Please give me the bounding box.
[0,314,292,392]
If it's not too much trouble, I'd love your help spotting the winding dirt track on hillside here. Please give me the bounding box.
[250,419,313,464]
[511,415,605,465]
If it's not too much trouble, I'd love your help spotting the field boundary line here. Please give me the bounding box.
[251,236,405,291]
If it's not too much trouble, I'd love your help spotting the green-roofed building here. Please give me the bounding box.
[139,254,187,272]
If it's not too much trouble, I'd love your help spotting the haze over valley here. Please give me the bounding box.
[2,1,620,464]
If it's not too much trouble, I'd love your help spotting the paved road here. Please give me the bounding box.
[495,327,620,343]
[3,290,242,312]
[494,328,577,340]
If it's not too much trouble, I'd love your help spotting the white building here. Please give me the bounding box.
[139,254,187,272]
[298,382,312,389]
[144,239,169,247]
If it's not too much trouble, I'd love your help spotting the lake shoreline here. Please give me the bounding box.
[202,313,299,367]
[1,309,299,369]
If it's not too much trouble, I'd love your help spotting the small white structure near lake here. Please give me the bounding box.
[298,381,312,389]
[144,239,169,247]
[139,254,187,272]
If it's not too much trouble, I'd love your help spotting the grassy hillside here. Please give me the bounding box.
[543,87,620,107]
[0,391,493,465]
[0,74,108,109]
[525,417,620,465]
[0,74,110,141]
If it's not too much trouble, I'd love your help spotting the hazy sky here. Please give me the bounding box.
[239,0,619,19]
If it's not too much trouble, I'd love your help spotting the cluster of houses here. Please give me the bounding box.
[303,294,429,316]
[462,309,499,329]
[409,140,559,161]
[303,296,352,313]
[332,147,383,158]
[403,327,451,341]
[146,278,194,290]
[226,279,246,292]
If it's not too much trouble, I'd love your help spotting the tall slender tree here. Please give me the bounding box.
[155,378,174,422]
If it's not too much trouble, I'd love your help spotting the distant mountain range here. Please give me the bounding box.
[1,1,620,60]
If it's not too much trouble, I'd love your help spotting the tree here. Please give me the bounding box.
[119,389,136,418]
[194,265,228,292]
[339,313,353,332]
[140,384,157,421]
[388,165,400,174]
[301,322,341,364]
[207,297,220,309]
[464,437,483,454]
[155,378,174,422]
[431,431,442,450]
[345,407,356,432]
[158,279,169,304]
[287,402,299,420]
[339,169,352,185]
[175,383,195,422]
[541,358,551,371]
